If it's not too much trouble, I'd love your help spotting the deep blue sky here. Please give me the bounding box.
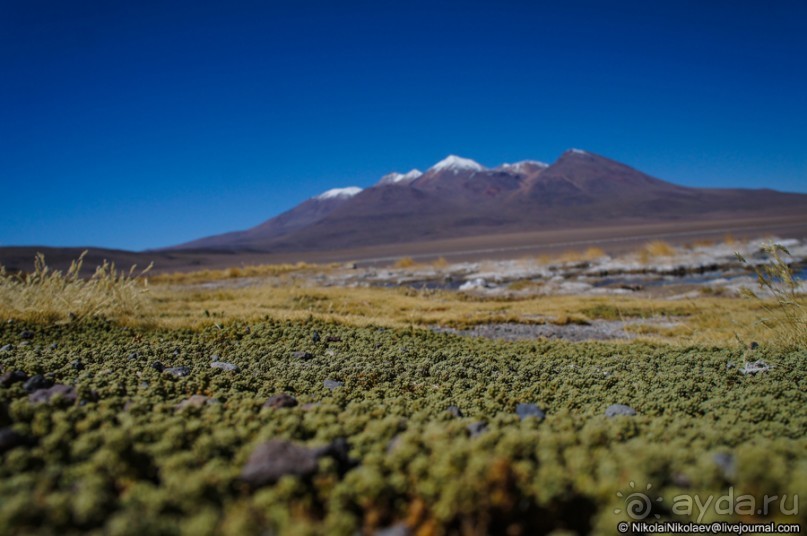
[2,0,805,250]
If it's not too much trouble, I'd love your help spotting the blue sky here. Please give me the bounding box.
[1,0,805,250]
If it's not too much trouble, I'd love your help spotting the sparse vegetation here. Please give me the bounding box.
[393,256,417,269]
[736,242,806,347]
[638,240,677,262]
[0,252,151,323]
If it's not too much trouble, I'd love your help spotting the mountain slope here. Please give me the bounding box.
[167,150,807,253]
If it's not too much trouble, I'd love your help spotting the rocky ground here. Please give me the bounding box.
[198,237,807,301]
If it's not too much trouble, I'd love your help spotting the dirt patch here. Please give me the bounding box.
[432,317,682,342]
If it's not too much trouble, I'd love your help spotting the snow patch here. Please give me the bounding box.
[316,187,362,200]
[568,148,589,155]
[429,155,486,173]
[501,160,549,172]
[379,169,423,185]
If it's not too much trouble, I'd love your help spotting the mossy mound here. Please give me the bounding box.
[0,319,804,535]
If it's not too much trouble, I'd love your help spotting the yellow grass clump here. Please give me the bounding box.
[0,252,152,322]
[394,256,417,269]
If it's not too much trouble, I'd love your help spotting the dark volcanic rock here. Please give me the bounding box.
[23,375,53,393]
[151,361,165,372]
[516,403,546,420]
[0,370,28,387]
[605,404,637,417]
[29,384,77,405]
[164,366,191,378]
[19,331,34,340]
[241,439,321,487]
[0,427,28,453]
[263,393,298,409]
[446,405,463,418]
[292,351,314,360]
[71,360,85,371]
[466,421,488,438]
[312,331,321,343]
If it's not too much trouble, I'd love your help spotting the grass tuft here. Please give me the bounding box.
[0,251,152,322]
[736,242,806,348]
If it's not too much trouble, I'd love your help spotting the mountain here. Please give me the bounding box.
[168,149,807,253]
[171,187,362,250]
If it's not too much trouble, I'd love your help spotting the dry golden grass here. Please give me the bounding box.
[0,251,151,322]
[393,256,417,269]
[432,256,449,269]
[150,261,332,284]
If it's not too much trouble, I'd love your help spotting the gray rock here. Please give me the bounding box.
[516,403,546,420]
[241,439,321,487]
[323,379,343,390]
[164,366,191,377]
[466,421,488,438]
[211,361,240,372]
[29,384,77,405]
[605,404,637,417]
[0,428,28,453]
[739,360,770,375]
[374,523,412,536]
[0,370,28,387]
[446,405,463,418]
[312,331,321,343]
[292,351,314,360]
[19,331,34,340]
[23,375,52,393]
[176,394,219,410]
[263,393,298,409]
[151,361,165,372]
[71,360,85,371]
[0,344,12,353]
[713,452,736,480]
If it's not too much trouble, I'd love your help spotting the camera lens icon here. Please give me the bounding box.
[614,481,663,520]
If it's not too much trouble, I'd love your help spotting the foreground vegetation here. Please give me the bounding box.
[1,318,805,535]
[0,247,804,534]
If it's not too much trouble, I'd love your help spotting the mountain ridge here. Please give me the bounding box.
[168,149,807,253]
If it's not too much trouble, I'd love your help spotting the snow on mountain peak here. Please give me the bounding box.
[568,148,589,155]
[316,187,362,200]
[429,155,486,173]
[379,169,423,185]
[501,160,549,172]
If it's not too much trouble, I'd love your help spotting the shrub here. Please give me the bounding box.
[0,251,152,322]
[735,243,806,347]
[393,257,416,269]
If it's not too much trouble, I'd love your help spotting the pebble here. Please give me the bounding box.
[263,393,298,409]
[446,405,464,418]
[375,524,412,536]
[164,366,191,378]
[739,360,770,375]
[323,379,343,390]
[292,351,314,360]
[0,428,28,453]
[713,452,736,480]
[240,439,321,487]
[466,421,488,438]
[516,403,546,420]
[211,361,240,372]
[605,404,637,417]
[23,375,53,393]
[176,395,219,410]
[0,370,28,387]
[29,384,77,405]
